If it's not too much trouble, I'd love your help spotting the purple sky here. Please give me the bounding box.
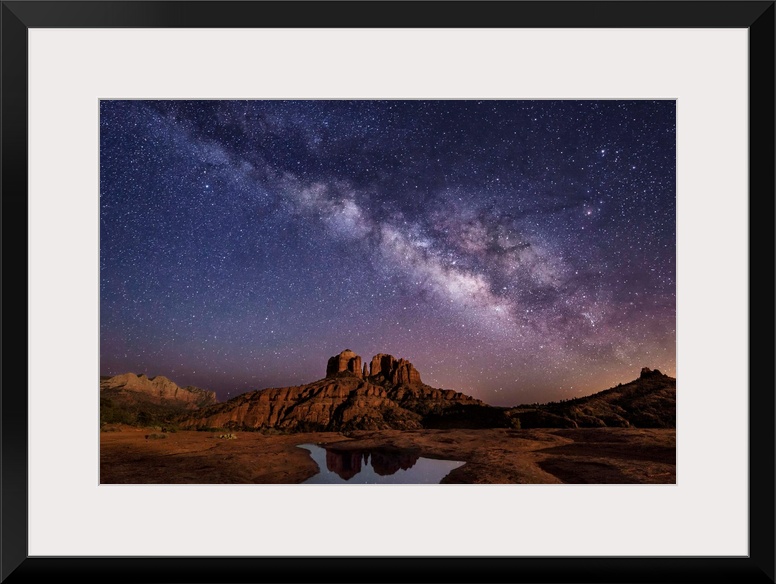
[100,100,675,405]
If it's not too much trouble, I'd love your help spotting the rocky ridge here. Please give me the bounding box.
[101,354,675,432]
[506,367,676,429]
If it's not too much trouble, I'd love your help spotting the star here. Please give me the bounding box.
[100,100,676,405]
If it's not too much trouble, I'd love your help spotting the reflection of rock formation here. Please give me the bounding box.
[325,449,365,480]
[324,448,419,479]
[370,450,420,476]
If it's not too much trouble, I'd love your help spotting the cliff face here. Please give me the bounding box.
[393,359,422,386]
[326,349,363,378]
[100,373,217,409]
[183,350,478,432]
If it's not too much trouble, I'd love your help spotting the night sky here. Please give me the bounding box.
[100,100,675,406]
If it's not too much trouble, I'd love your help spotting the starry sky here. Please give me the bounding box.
[100,100,675,406]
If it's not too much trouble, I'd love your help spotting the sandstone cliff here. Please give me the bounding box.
[326,349,363,378]
[328,350,422,386]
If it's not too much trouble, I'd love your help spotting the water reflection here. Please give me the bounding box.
[324,448,420,479]
[298,443,464,484]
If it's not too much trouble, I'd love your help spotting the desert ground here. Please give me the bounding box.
[100,427,675,484]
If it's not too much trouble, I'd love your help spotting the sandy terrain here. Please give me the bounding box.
[100,427,675,484]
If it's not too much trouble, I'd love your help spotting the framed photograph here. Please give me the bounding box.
[4,1,773,582]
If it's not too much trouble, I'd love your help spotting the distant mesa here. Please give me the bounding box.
[100,372,217,409]
[508,366,676,430]
[326,349,422,386]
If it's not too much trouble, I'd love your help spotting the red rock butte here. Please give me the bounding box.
[182,349,481,432]
[326,349,422,386]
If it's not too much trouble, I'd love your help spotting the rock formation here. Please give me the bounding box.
[183,350,477,432]
[393,358,422,386]
[182,375,483,432]
[326,349,422,385]
[639,366,666,379]
[370,353,396,378]
[326,349,363,378]
[367,352,422,386]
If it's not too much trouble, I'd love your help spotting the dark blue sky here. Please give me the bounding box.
[100,100,675,405]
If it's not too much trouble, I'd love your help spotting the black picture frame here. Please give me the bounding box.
[2,2,773,583]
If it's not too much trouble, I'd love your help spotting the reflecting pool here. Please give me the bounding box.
[297,443,464,484]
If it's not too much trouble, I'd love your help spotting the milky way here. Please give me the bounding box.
[100,100,675,405]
